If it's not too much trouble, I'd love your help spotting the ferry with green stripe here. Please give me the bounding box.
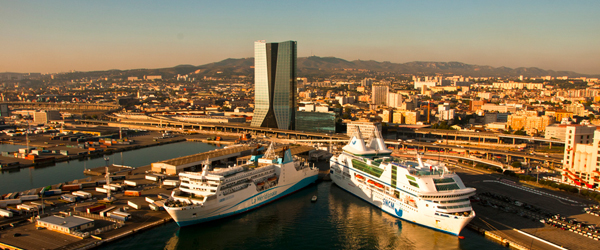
[330,125,476,236]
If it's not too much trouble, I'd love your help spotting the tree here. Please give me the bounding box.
[511,161,522,168]
[513,129,527,136]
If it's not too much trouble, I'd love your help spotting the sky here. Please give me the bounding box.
[1,0,600,74]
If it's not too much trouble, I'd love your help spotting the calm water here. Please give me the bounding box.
[0,142,220,194]
[1,142,502,249]
[100,182,503,250]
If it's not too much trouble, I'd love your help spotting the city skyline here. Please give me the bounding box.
[1,1,600,74]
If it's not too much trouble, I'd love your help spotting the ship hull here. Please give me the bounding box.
[331,160,474,236]
[165,175,318,227]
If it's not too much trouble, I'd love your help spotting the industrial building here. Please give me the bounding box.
[151,145,256,175]
[36,215,94,234]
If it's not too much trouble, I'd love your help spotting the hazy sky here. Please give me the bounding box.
[1,0,600,74]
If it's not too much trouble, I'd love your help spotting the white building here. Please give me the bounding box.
[414,80,437,89]
[387,92,403,108]
[371,85,389,107]
[562,125,600,189]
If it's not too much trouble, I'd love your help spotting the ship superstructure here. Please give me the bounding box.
[164,144,318,226]
[330,127,475,235]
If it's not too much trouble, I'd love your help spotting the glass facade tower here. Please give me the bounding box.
[251,40,297,130]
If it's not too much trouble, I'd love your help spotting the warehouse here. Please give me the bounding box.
[36,215,94,234]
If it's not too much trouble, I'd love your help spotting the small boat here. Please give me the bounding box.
[311,195,318,202]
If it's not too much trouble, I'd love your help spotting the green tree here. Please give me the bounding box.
[511,161,522,168]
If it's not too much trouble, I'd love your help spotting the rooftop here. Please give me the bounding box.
[38,215,94,229]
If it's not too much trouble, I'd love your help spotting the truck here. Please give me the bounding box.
[149,201,165,211]
[158,193,170,200]
[61,194,79,203]
[0,208,14,217]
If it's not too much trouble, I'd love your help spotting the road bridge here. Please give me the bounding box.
[2,102,121,112]
[413,128,564,146]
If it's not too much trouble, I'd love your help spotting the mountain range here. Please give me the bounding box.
[7,56,599,79]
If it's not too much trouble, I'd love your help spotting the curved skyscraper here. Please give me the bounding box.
[251,40,297,130]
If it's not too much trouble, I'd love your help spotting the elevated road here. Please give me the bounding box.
[414,128,564,145]
[2,102,121,111]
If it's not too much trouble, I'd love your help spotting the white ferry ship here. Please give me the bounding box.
[164,144,319,227]
[330,127,476,235]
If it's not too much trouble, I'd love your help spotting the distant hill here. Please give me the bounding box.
[47,56,599,79]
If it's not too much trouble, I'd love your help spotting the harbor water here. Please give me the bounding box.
[100,180,504,250]
[0,142,220,194]
[1,142,502,249]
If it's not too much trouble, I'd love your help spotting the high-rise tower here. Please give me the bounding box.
[251,40,297,130]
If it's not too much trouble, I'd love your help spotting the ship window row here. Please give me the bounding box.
[421,192,474,199]
[435,183,460,191]
[437,204,471,210]
[430,198,469,204]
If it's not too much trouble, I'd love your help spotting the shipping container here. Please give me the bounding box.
[17,204,37,211]
[145,197,155,204]
[99,206,116,217]
[80,182,97,188]
[110,210,131,220]
[110,175,126,181]
[29,202,45,209]
[95,187,108,193]
[124,190,141,197]
[72,191,92,199]
[109,213,128,221]
[162,180,180,186]
[103,185,120,192]
[0,199,21,208]
[20,195,39,201]
[86,204,106,214]
[145,175,159,182]
[61,184,82,191]
[127,201,140,210]
[49,189,62,195]
[0,208,14,217]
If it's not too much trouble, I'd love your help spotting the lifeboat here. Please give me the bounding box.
[268,177,278,181]
[257,182,264,186]
[355,174,365,180]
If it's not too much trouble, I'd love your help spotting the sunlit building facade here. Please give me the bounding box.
[251,40,297,130]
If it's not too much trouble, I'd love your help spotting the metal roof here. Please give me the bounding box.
[38,215,94,229]
[158,145,256,167]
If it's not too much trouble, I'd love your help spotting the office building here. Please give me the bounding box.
[34,110,61,124]
[295,111,336,134]
[251,40,297,130]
